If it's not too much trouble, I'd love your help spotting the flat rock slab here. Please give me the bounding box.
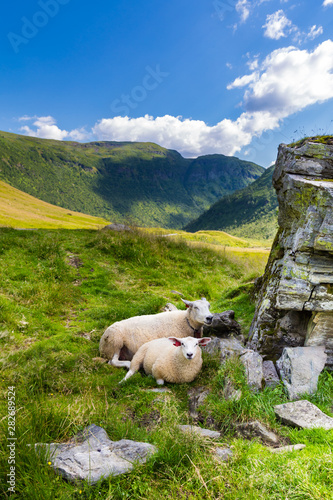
[214,447,233,462]
[262,360,280,388]
[178,425,221,439]
[203,337,246,361]
[143,388,171,393]
[274,400,333,430]
[269,444,306,453]
[236,421,280,446]
[276,346,327,399]
[188,387,211,419]
[240,350,264,391]
[35,425,157,484]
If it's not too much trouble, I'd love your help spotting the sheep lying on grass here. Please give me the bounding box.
[120,336,212,385]
[99,298,213,369]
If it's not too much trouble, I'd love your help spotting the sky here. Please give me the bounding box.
[1,0,333,167]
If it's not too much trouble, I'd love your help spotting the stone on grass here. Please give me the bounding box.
[178,425,221,439]
[223,379,241,401]
[240,350,264,391]
[203,337,246,361]
[235,421,280,446]
[262,360,280,388]
[188,387,211,419]
[203,310,242,337]
[274,400,333,430]
[269,444,306,453]
[143,387,171,393]
[214,447,233,462]
[35,424,157,484]
[103,223,131,232]
[276,346,327,399]
[162,303,178,312]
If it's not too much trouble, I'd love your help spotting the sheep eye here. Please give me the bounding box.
[181,342,184,346]
[194,306,198,310]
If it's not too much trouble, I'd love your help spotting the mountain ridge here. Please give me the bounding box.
[0,131,264,229]
[185,165,278,241]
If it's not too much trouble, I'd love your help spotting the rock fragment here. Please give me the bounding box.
[274,400,333,430]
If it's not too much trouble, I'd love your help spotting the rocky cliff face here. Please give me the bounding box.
[248,138,333,369]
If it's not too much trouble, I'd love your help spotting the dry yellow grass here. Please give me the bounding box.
[0,180,109,229]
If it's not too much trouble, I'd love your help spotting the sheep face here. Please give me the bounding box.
[181,297,213,325]
[169,336,211,360]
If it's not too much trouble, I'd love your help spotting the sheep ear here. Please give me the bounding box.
[168,337,182,347]
[181,299,192,309]
[201,297,207,301]
[198,337,211,346]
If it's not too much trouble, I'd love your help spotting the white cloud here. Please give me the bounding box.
[19,116,90,142]
[263,10,295,39]
[323,0,333,6]
[305,25,323,41]
[92,40,333,158]
[232,40,333,119]
[92,113,277,158]
[236,0,250,23]
[18,41,333,159]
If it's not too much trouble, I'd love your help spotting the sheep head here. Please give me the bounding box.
[168,336,211,360]
[181,297,213,326]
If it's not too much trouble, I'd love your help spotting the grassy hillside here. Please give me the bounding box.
[0,131,264,229]
[1,228,332,499]
[0,180,109,229]
[185,165,278,241]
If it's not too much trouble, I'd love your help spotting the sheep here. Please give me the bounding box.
[99,297,213,369]
[120,336,212,385]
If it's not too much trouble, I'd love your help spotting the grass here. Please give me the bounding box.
[0,228,332,499]
[0,180,109,229]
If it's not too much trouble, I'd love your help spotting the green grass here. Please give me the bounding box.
[0,180,109,229]
[0,228,332,499]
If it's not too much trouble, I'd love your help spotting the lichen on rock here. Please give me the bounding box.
[248,139,333,369]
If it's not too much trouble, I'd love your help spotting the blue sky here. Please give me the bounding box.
[1,0,333,166]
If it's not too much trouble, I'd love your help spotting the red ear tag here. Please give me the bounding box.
[173,340,181,347]
[185,304,189,308]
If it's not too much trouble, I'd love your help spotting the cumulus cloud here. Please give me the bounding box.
[231,40,333,119]
[323,0,333,6]
[263,10,295,39]
[18,41,333,159]
[91,40,333,157]
[19,116,90,141]
[92,113,277,157]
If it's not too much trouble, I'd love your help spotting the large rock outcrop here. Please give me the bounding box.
[248,139,333,369]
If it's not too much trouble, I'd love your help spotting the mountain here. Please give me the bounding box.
[185,165,278,241]
[0,179,109,229]
[0,131,264,229]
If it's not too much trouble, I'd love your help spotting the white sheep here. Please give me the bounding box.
[120,336,212,385]
[99,298,213,369]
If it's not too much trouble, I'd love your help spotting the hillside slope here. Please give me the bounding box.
[0,131,264,228]
[0,179,108,229]
[185,165,278,241]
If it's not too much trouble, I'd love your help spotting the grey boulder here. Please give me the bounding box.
[178,425,221,439]
[276,346,327,399]
[274,400,333,430]
[35,425,157,484]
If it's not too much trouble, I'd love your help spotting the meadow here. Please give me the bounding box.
[0,227,332,499]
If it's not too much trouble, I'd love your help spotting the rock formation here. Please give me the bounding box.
[248,138,333,369]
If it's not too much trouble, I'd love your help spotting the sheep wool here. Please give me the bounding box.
[99,298,213,369]
[121,336,211,385]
